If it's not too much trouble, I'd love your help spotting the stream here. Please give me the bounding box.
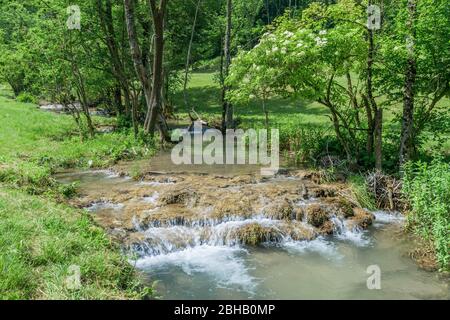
[55,158,449,300]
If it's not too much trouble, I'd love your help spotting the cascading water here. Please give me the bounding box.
[55,169,449,300]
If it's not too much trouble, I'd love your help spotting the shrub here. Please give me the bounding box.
[403,159,450,271]
[16,92,38,104]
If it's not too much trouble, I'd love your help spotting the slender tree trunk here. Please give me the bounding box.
[71,61,95,138]
[366,2,382,170]
[346,72,360,127]
[374,108,383,170]
[262,96,269,131]
[146,0,170,141]
[183,0,201,112]
[123,0,152,124]
[399,0,417,166]
[222,0,233,130]
[124,0,170,140]
[99,0,138,137]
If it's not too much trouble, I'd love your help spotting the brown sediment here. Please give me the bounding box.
[212,195,255,220]
[61,167,378,251]
[408,238,440,272]
[319,220,335,235]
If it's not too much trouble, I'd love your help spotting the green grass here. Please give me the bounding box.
[0,86,156,194]
[0,85,156,299]
[403,160,450,271]
[0,187,149,299]
[174,72,332,129]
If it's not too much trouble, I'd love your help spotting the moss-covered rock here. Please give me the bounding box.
[159,188,197,206]
[324,197,355,218]
[231,223,281,246]
[347,208,375,229]
[264,199,293,220]
[319,220,335,235]
[306,204,329,227]
[212,196,253,219]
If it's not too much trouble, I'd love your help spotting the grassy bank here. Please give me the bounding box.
[0,187,149,299]
[0,87,156,299]
[0,87,156,195]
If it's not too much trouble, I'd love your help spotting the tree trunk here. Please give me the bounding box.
[221,0,233,131]
[365,2,382,169]
[146,0,170,141]
[123,0,170,140]
[71,60,95,138]
[123,0,152,130]
[99,0,138,137]
[346,72,360,127]
[183,0,201,112]
[399,0,417,166]
[374,108,383,171]
[262,96,269,131]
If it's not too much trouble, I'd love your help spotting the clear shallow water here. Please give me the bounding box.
[140,222,449,300]
[55,170,449,300]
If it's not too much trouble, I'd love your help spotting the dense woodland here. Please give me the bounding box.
[0,0,449,299]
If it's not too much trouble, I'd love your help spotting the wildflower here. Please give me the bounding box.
[315,37,327,47]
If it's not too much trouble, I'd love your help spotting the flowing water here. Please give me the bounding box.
[55,163,449,300]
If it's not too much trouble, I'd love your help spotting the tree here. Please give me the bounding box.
[123,0,170,140]
[183,0,202,113]
[399,0,417,165]
[0,2,36,96]
[222,0,233,130]
[227,1,370,163]
[377,0,450,165]
[97,0,139,137]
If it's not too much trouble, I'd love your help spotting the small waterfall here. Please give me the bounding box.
[128,216,318,258]
[330,215,370,246]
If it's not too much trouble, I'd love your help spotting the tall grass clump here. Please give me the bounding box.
[348,175,377,210]
[403,159,450,271]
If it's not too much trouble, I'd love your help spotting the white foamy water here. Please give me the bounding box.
[281,237,341,259]
[142,192,159,204]
[331,215,371,247]
[134,245,257,292]
[372,211,406,225]
[90,169,133,180]
[138,180,175,186]
[133,217,284,256]
[86,201,124,212]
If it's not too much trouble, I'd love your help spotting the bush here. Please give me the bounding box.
[280,124,333,166]
[403,159,450,271]
[16,92,38,104]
